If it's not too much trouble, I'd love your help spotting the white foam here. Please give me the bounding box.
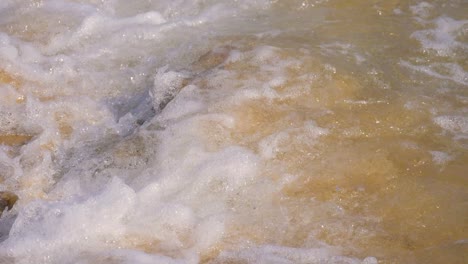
[80,249,187,264]
[0,0,13,11]
[151,66,191,111]
[400,61,468,86]
[193,215,225,252]
[2,177,136,263]
[405,5,468,87]
[259,122,328,160]
[320,42,366,64]
[0,44,18,60]
[410,2,433,20]
[434,115,468,135]
[156,85,205,121]
[411,17,468,57]
[430,151,452,166]
[433,115,468,148]
[213,245,377,264]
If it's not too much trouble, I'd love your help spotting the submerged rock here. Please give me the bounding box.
[0,191,18,217]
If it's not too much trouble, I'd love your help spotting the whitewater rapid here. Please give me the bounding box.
[0,1,467,263]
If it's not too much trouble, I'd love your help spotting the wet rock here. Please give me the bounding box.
[0,191,18,217]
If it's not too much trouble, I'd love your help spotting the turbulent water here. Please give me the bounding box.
[0,0,467,263]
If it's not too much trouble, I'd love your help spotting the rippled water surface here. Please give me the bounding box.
[0,1,467,263]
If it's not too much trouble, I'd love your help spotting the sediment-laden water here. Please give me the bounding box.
[0,1,467,263]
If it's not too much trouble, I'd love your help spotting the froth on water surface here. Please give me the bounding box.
[0,0,467,264]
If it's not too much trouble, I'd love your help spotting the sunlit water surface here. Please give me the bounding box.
[0,1,467,263]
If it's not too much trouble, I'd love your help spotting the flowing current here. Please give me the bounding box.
[0,1,467,263]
